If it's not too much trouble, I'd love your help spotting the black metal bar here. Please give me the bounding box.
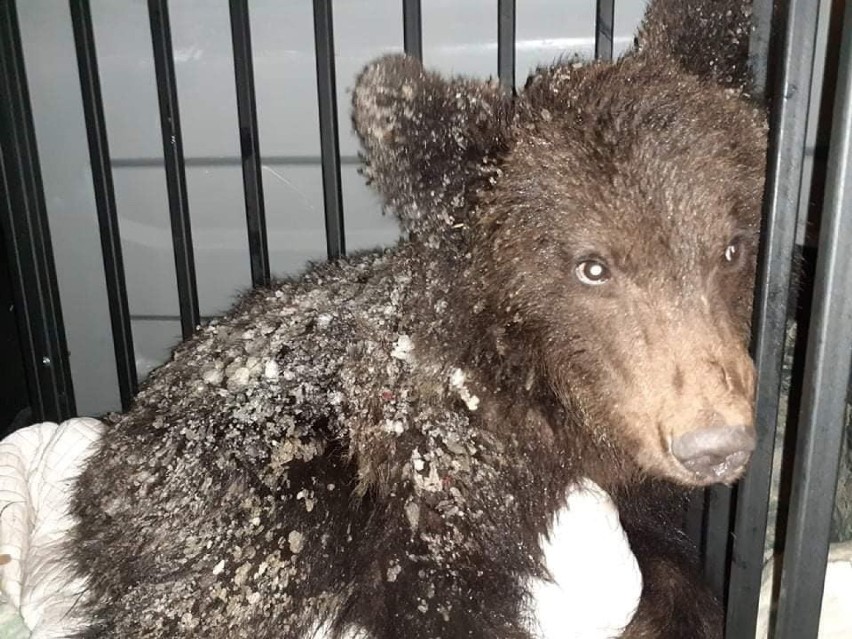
[748,0,775,101]
[0,0,76,422]
[69,0,137,410]
[725,0,824,636]
[497,0,515,92]
[312,0,345,260]
[704,0,803,566]
[147,0,200,339]
[403,0,422,60]
[595,0,615,62]
[774,3,852,635]
[229,0,270,288]
[685,489,706,553]
[703,485,733,601]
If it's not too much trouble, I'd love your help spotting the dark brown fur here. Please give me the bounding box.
[71,1,766,637]
[637,0,756,92]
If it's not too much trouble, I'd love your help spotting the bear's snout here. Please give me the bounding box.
[654,345,757,485]
[670,423,756,482]
[602,312,759,487]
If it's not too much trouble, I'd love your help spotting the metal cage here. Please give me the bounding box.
[1,1,850,637]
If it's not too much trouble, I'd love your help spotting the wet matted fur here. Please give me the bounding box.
[71,1,767,637]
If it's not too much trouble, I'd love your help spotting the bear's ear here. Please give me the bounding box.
[352,55,513,239]
[635,0,754,93]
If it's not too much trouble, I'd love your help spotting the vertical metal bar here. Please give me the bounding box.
[774,3,852,635]
[704,485,733,601]
[147,0,200,338]
[228,0,270,288]
[0,0,76,422]
[725,0,825,636]
[685,489,706,553]
[497,0,515,92]
[312,0,345,260]
[403,0,422,61]
[69,0,137,410]
[595,0,614,62]
[748,0,775,101]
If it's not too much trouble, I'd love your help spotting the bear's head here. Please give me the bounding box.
[353,53,767,488]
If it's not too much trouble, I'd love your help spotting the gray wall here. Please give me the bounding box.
[17,0,649,416]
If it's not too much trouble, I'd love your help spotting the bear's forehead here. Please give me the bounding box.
[485,138,744,277]
[502,130,742,227]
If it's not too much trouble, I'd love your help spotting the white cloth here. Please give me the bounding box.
[0,418,102,638]
[531,479,642,638]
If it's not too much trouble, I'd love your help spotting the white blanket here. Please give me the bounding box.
[0,418,102,638]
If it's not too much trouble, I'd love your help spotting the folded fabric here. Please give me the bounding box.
[0,418,103,638]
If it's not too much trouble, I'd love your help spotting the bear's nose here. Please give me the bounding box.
[671,424,756,481]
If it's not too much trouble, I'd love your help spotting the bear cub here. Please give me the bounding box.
[71,1,766,637]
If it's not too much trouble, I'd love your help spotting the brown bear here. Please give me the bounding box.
[70,0,767,637]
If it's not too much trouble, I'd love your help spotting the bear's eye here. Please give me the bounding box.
[723,237,743,266]
[575,259,611,286]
